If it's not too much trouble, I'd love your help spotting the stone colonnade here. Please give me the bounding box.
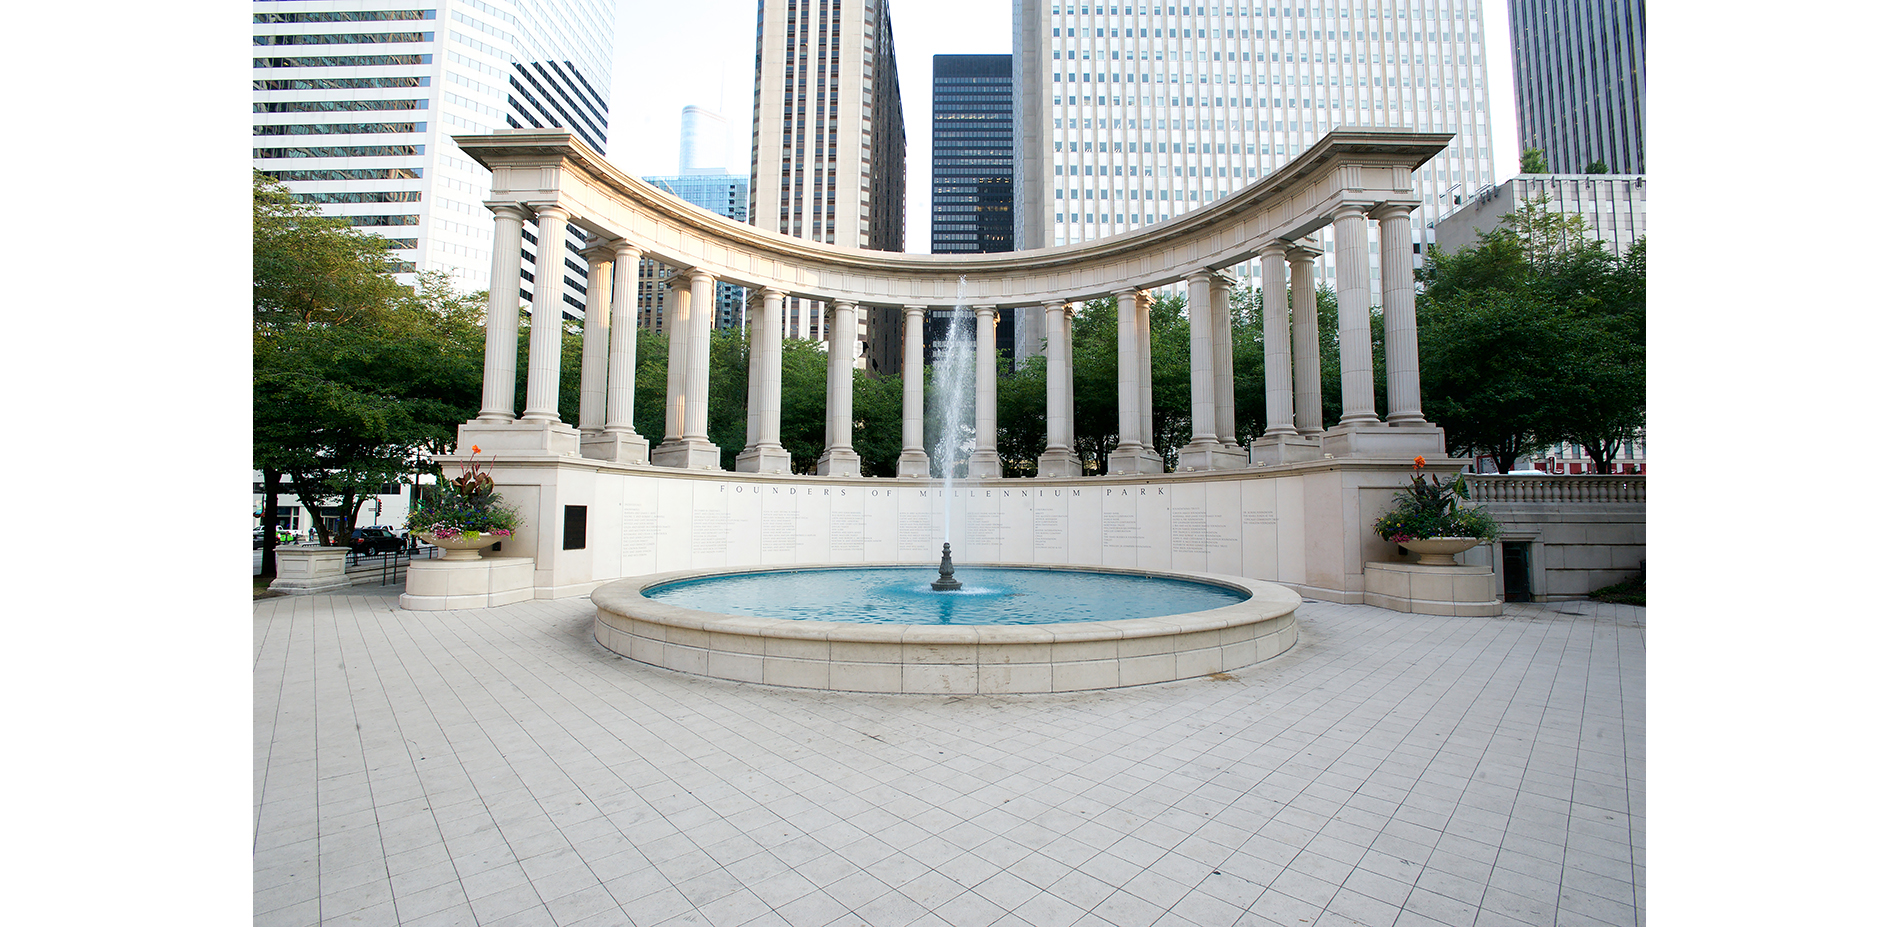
[469,200,1432,476]
[455,127,1452,472]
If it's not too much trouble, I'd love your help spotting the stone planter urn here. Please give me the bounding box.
[1400,537,1483,567]
[419,532,503,562]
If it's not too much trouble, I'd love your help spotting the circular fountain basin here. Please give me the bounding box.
[592,562,1301,694]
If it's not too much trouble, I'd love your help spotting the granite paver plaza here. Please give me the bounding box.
[254,590,1643,927]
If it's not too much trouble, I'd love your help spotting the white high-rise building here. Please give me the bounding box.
[680,105,731,175]
[252,0,617,314]
[1014,0,1499,289]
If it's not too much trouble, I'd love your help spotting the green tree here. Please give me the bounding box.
[253,173,484,568]
[1416,200,1645,472]
[1584,158,1610,175]
[1521,148,1549,173]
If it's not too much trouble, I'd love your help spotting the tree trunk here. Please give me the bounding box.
[260,467,282,578]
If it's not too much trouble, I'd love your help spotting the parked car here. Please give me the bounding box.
[349,527,406,556]
[253,527,265,549]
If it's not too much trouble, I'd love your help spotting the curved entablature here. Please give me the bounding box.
[453,127,1450,308]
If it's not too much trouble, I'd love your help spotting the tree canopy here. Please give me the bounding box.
[1415,200,1645,472]
[253,172,485,557]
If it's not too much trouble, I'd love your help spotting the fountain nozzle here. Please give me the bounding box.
[931,542,963,591]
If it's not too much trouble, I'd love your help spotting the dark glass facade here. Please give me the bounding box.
[1508,0,1645,174]
[930,55,1013,255]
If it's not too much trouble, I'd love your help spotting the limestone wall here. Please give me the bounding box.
[1458,476,1646,601]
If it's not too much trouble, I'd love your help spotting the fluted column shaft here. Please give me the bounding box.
[755,289,786,447]
[1375,204,1427,424]
[1113,290,1143,450]
[684,270,716,441]
[478,204,528,422]
[901,306,927,458]
[1333,204,1380,426]
[974,305,999,456]
[823,300,857,452]
[603,243,641,433]
[1043,301,1074,449]
[1211,272,1237,446]
[1136,291,1156,451]
[1184,270,1220,447]
[1289,245,1323,436]
[521,205,571,424]
[661,274,691,443]
[1259,244,1297,437]
[577,243,613,431]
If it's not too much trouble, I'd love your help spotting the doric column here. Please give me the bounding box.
[1374,203,1427,425]
[967,304,1003,478]
[684,270,716,441]
[1135,289,1156,452]
[660,272,692,444]
[1288,243,1324,437]
[604,243,642,433]
[1182,270,1221,450]
[1258,242,1297,438]
[896,304,932,477]
[1107,289,1163,473]
[1333,204,1380,426]
[1211,271,1238,448]
[815,299,862,476]
[477,203,528,422]
[737,288,792,473]
[1037,300,1082,476]
[576,241,614,432]
[520,204,571,424]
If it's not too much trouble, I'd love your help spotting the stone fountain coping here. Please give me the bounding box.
[590,562,1303,694]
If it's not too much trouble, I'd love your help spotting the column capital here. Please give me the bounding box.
[611,239,642,259]
[1258,240,1289,259]
[1331,202,1371,221]
[687,268,716,285]
[1370,201,1421,222]
[1182,269,1214,285]
[1112,287,1141,299]
[1210,269,1237,290]
[664,270,693,292]
[580,239,616,264]
[902,304,927,318]
[1285,242,1322,264]
[972,304,997,319]
[530,202,573,223]
[484,201,532,221]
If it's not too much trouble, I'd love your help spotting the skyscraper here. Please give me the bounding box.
[748,0,906,373]
[1506,0,1644,174]
[638,108,751,332]
[1014,1,1499,289]
[252,0,617,314]
[931,55,1015,255]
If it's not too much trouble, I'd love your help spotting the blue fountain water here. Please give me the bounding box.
[644,567,1249,625]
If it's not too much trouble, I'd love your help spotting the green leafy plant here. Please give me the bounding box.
[404,445,521,541]
[1373,457,1499,544]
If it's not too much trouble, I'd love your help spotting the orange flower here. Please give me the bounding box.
[471,444,482,454]
[1412,455,1425,470]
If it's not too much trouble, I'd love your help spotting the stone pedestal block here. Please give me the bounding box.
[651,438,723,470]
[1249,435,1322,466]
[1175,443,1248,472]
[580,431,649,464]
[457,420,581,457]
[1319,423,1446,459]
[268,548,353,595]
[815,447,862,477]
[735,444,794,474]
[400,557,536,611]
[895,450,932,478]
[1037,448,1083,477]
[1105,446,1164,474]
[1363,562,1501,617]
[966,450,1004,479]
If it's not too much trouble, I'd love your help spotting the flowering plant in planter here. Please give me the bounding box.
[1373,456,1499,544]
[404,445,521,541]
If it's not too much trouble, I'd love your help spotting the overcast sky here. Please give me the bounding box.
[606,0,1519,254]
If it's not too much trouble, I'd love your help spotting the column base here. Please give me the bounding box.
[456,419,581,457]
[651,438,723,470]
[966,450,1004,479]
[735,444,794,474]
[1175,440,1248,471]
[896,449,932,478]
[815,447,862,477]
[1249,434,1322,466]
[1036,448,1083,477]
[1105,444,1164,474]
[580,430,649,465]
[1319,422,1446,459]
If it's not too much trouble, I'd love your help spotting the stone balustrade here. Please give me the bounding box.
[1466,475,1647,505]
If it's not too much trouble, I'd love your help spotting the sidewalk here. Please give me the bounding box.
[254,592,1644,927]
